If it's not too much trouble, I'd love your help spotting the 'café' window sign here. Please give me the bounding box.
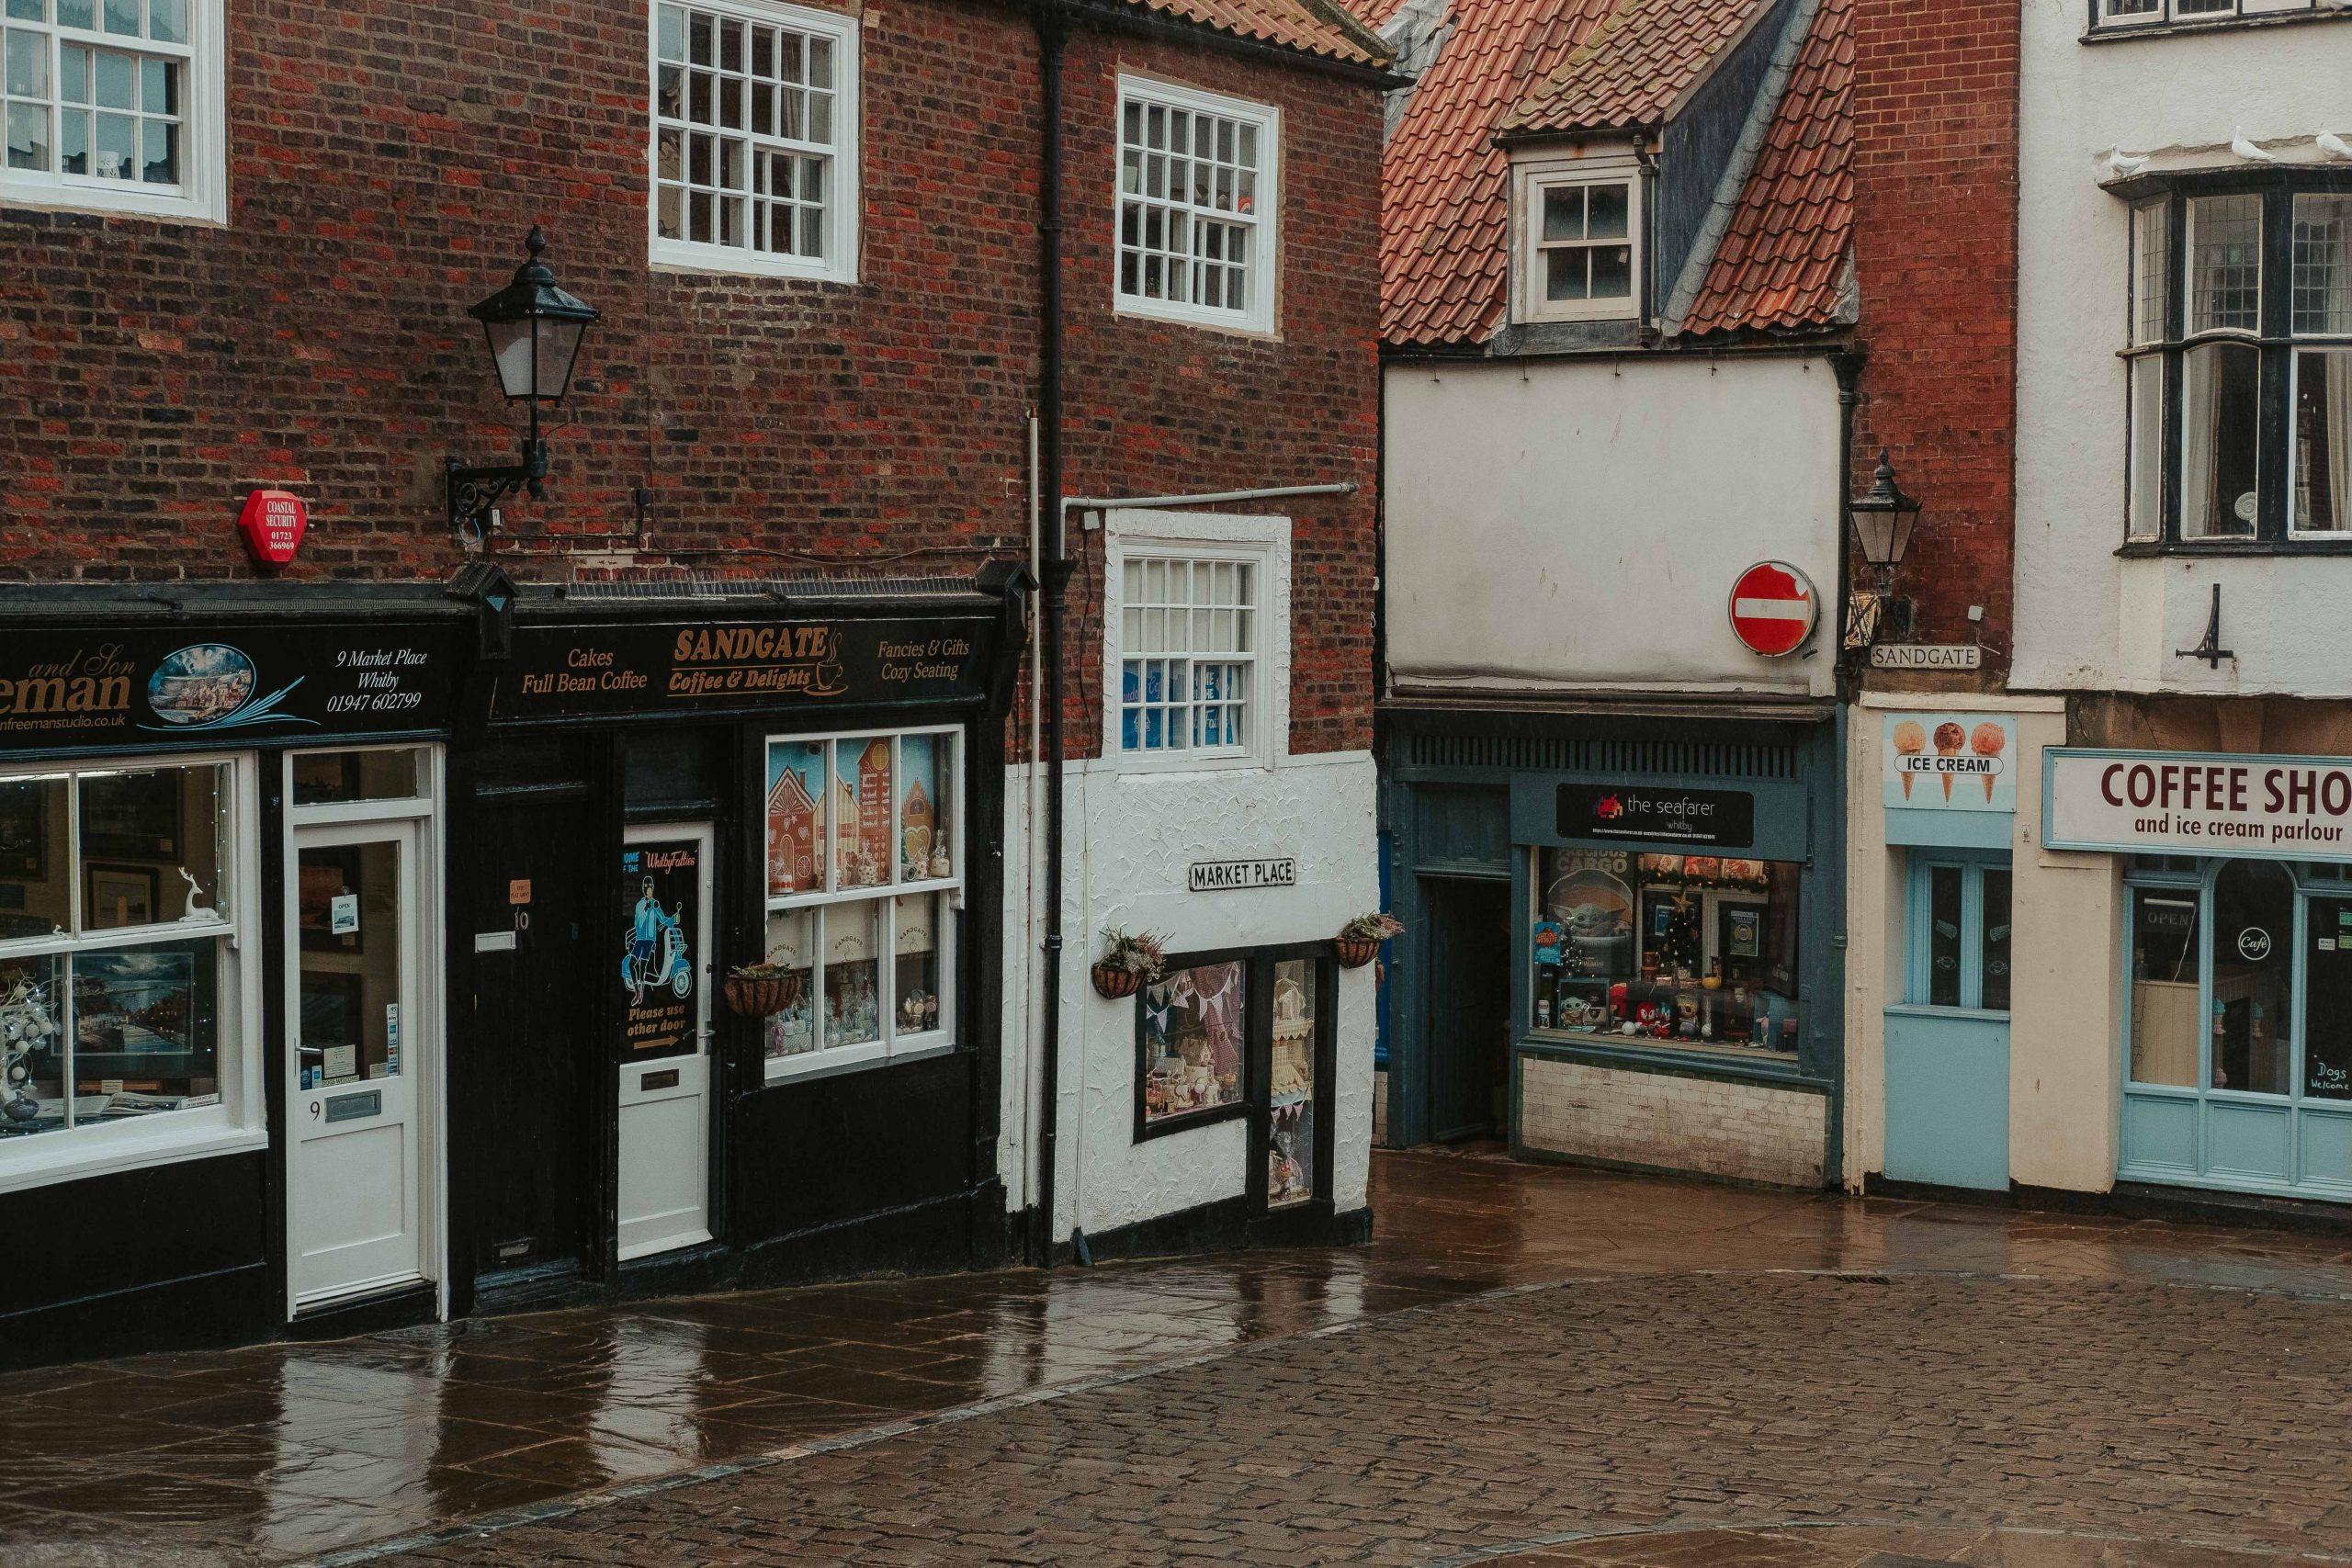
[1555,784,1756,848]
[2045,749,2352,861]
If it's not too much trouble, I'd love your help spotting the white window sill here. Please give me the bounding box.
[1115,748,1269,776]
[0,178,224,226]
[0,1115,264,1195]
[651,239,855,286]
[1114,296,1275,339]
[762,1035,954,1086]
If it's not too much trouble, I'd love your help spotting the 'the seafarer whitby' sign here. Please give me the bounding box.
[2045,749,2352,862]
[1557,784,1756,849]
[1188,858,1297,893]
[495,618,990,722]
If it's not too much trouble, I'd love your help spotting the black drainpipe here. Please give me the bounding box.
[1031,2,1070,1269]
[1828,346,1865,699]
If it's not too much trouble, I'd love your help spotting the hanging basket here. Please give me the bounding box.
[1335,935,1383,970]
[1091,962,1146,1000]
[724,971,804,1019]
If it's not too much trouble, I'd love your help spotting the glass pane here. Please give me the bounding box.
[1980,870,2012,1012]
[1927,865,1962,1008]
[1140,960,1246,1124]
[138,52,169,111]
[1544,247,1587,302]
[2180,341,2260,538]
[899,732,950,881]
[296,841,398,1090]
[93,45,130,106]
[6,27,45,96]
[0,953,66,1137]
[58,0,90,21]
[2211,859,2292,1095]
[2295,194,2352,336]
[893,894,941,1036]
[60,41,85,100]
[76,937,220,1114]
[100,0,132,32]
[1541,186,1583,242]
[834,737,890,890]
[2129,886,2199,1088]
[657,2,684,60]
[1587,182,1629,240]
[761,906,816,1060]
[807,33,831,89]
[2188,194,2262,334]
[92,107,130,177]
[1269,959,1316,1208]
[138,116,170,182]
[2128,355,2165,538]
[764,740,824,897]
[2,0,40,20]
[290,750,424,807]
[0,776,70,939]
[2296,350,2352,534]
[2132,200,2170,346]
[821,897,880,1049]
[4,101,43,172]
[1590,243,1633,299]
[80,764,224,929]
[2304,897,2352,1100]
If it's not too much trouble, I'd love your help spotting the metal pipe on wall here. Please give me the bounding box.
[1031,3,1070,1269]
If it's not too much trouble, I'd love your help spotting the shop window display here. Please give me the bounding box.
[1266,958,1315,1207]
[1140,960,1246,1126]
[761,727,956,1077]
[0,761,237,1140]
[1529,849,1801,1055]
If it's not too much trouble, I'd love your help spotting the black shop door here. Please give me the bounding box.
[465,796,600,1290]
[1426,878,1511,1143]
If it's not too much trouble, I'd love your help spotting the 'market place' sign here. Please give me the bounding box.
[2044,749,2352,860]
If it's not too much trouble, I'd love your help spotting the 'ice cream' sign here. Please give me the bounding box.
[1883,713,2016,813]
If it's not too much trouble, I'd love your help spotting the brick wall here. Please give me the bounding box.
[1846,0,2018,683]
[1520,1055,1827,1187]
[0,0,1378,756]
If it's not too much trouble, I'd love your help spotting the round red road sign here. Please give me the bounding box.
[1727,560,1818,658]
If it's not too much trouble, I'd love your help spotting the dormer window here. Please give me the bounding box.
[1512,155,1642,324]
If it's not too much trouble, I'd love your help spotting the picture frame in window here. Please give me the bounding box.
[85,865,160,930]
[298,849,365,955]
[70,942,210,1084]
[80,773,180,862]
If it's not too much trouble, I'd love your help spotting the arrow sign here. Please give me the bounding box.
[1727,560,1818,658]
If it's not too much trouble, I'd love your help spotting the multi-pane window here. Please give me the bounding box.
[651,0,856,282]
[1119,555,1256,757]
[1912,858,2011,1012]
[2099,0,2326,26]
[2,0,215,220]
[1115,78,1276,333]
[2123,182,2352,546]
[1516,164,1642,323]
[0,760,242,1147]
[762,728,956,1077]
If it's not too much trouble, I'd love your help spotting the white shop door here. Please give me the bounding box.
[616,821,714,1261]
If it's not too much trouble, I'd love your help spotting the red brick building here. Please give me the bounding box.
[0,0,1388,1365]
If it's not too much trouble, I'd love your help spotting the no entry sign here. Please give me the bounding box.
[1728,561,1818,658]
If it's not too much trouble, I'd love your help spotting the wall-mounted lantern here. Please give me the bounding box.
[446,226,600,538]
[1843,448,1922,649]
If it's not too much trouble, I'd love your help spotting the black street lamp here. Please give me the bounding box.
[446,226,600,537]
[1843,448,1922,649]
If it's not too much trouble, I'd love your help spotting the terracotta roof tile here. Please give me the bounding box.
[1379,0,1620,345]
[1132,0,1394,69]
[1498,0,1766,137]
[1679,0,1852,337]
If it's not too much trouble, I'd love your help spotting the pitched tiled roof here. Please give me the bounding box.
[1498,0,1766,137]
[1129,0,1394,69]
[1679,0,1852,338]
[1380,0,1621,346]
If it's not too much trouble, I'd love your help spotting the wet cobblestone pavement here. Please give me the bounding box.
[17,1149,2352,1564]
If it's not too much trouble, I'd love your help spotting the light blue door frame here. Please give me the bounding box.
[1883,852,2012,1191]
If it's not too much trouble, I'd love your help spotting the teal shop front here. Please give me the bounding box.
[2048,747,2352,1201]
[1379,707,1843,1187]
[1878,711,2018,1192]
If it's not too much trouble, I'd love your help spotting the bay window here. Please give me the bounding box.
[2122,178,2352,547]
[762,727,956,1078]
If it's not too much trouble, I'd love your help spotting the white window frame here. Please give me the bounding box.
[646,0,860,285]
[2098,0,2322,28]
[762,724,958,1082]
[1511,152,1643,325]
[0,751,263,1195]
[1104,510,1290,775]
[0,0,225,224]
[1113,74,1280,337]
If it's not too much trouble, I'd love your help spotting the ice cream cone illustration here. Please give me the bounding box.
[1892,720,1926,800]
[1970,721,2007,804]
[1934,722,1965,802]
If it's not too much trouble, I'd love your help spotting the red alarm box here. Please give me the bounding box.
[237,489,308,568]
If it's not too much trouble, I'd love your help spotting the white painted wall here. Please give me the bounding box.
[997,509,1380,1247]
[1383,354,1844,698]
[2014,1,2352,694]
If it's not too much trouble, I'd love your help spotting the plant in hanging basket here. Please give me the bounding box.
[723,960,805,1019]
[1091,926,1168,999]
[1336,911,1403,968]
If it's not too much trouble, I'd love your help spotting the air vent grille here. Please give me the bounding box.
[1403,732,1797,779]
